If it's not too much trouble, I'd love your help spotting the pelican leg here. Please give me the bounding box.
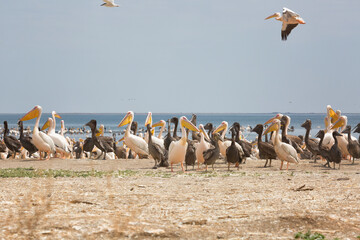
[286,162,289,171]
[171,163,173,172]
[181,162,185,173]
[352,157,355,165]
[153,159,158,169]
[228,163,230,171]
[280,161,283,170]
[269,159,272,167]
[264,159,268,168]
[45,151,51,161]
[103,151,107,160]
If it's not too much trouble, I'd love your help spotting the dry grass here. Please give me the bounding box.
[0,158,359,239]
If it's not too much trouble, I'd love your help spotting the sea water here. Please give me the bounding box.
[1,113,360,141]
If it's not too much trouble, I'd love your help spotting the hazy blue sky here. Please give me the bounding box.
[1,0,359,113]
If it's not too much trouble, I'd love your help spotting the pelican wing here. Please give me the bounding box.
[283,8,299,21]
[103,0,115,4]
[39,131,56,153]
[281,23,298,40]
[279,143,299,163]
[203,148,215,161]
[7,136,22,150]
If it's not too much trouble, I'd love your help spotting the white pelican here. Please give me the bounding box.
[213,121,244,158]
[168,116,200,172]
[118,111,149,157]
[144,112,165,148]
[265,7,306,40]
[195,124,211,169]
[42,118,71,159]
[322,105,338,148]
[19,106,56,160]
[264,119,299,170]
[331,115,356,159]
[101,0,119,7]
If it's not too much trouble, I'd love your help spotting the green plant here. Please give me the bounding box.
[294,231,325,240]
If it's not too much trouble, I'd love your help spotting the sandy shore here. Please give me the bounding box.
[0,157,359,239]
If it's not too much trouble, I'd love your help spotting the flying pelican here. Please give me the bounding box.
[263,119,299,170]
[265,7,306,40]
[168,116,200,172]
[118,111,149,157]
[101,0,119,7]
[19,106,56,160]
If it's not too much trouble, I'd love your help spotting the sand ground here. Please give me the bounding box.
[0,157,359,239]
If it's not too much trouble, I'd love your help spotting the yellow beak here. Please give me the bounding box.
[331,117,345,130]
[263,121,279,135]
[181,117,200,132]
[41,119,50,131]
[54,113,62,119]
[152,120,165,128]
[118,112,132,127]
[145,112,152,126]
[213,122,227,134]
[19,106,39,121]
[265,13,277,20]
[264,115,281,125]
[329,107,338,123]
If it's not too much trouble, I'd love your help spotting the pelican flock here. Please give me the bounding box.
[0,104,358,171]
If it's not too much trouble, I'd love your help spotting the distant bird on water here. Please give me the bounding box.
[101,0,119,7]
[265,7,306,40]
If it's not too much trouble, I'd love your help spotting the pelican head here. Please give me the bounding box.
[152,120,165,128]
[300,119,312,130]
[213,121,228,134]
[52,111,62,119]
[85,119,97,131]
[145,112,152,127]
[20,105,42,121]
[180,116,200,132]
[265,113,283,125]
[341,125,351,135]
[41,118,51,131]
[199,124,210,142]
[331,116,347,130]
[265,12,281,20]
[118,111,134,127]
[263,119,280,135]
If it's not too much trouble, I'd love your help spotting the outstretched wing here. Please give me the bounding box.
[281,23,298,40]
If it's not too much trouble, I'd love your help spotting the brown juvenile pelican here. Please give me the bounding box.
[251,124,276,167]
[3,121,22,158]
[204,123,214,137]
[190,114,201,142]
[147,124,168,169]
[171,117,181,140]
[315,130,343,169]
[112,133,127,159]
[301,119,320,161]
[164,119,175,151]
[342,125,360,164]
[18,121,38,157]
[203,133,221,171]
[230,122,252,159]
[85,120,114,160]
[226,128,243,170]
[265,7,306,40]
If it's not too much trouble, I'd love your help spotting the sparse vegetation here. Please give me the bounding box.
[295,231,325,240]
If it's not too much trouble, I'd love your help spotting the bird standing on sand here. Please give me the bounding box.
[263,119,299,170]
[226,128,243,170]
[168,116,199,172]
[251,124,276,168]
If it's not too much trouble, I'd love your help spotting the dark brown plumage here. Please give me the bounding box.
[85,120,114,160]
[342,125,360,164]
[3,121,21,158]
[226,128,243,170]
[251,124,276,167]
[18,121,38,157]
[147,125,168,169]
[301,119,320,161]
